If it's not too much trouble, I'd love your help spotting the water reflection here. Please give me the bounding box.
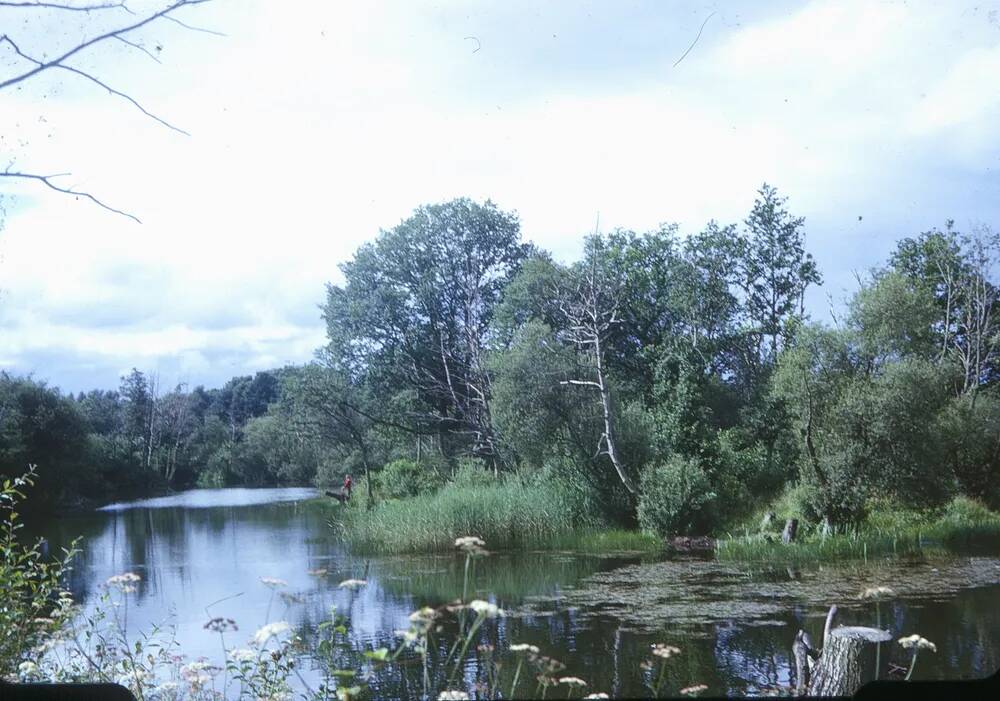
[29,488,1000,698]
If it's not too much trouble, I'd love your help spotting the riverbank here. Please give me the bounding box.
[716,496,1000,562]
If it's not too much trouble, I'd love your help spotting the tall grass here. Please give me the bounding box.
[334,479,600,554]
[717,495,1000,563]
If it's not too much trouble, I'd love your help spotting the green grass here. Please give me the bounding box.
[717,495,1000,563]
[332,479,588,554]
[327,478,662,555]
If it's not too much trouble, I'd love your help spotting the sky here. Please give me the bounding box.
[1,0,999,394]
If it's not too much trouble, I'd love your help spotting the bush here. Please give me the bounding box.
[941,495,997,525]
[637,456,717,537]
[375,458,446,500]
[449,459,495,488]
[0,466,78,677]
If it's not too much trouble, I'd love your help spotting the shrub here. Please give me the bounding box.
[637,456,717,537]
[0,466,78,677]
[449,459,495,489]
[375,459,445,500]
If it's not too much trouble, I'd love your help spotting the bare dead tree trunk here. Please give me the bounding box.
[795,605,891,697]
[556,243,637,495]
[782,518,799,544]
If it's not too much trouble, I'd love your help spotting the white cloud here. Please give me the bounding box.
[2,0,999,391]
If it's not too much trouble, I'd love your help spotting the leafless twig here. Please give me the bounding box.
[0,171,141,222]
[673,11,716,68]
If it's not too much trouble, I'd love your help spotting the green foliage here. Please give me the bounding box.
[637,457,717,537]
[489,320,579,468]
[449,459,495,488]
[937,391,1000,508]
[0,466,78,677]
[375,459,445,500]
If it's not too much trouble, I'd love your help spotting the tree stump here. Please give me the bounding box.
[782,518,799,544]
[807,626,891,696]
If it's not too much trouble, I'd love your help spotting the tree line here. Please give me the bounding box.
[3,188,999,533]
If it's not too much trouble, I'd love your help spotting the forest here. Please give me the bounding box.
[3,186,999,538]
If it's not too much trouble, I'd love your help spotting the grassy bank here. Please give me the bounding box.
[717,495,1000,562]
[327,478,660,555]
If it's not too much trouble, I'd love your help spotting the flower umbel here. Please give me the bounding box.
[252,621,291,646]
[899,634,936,652]
[467,599,504,618]
[651,643,681,659]
[680,684,709,695]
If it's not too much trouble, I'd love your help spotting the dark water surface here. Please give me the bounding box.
[32,488,1000,698]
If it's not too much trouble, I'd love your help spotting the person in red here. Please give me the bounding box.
[342,474,353,500]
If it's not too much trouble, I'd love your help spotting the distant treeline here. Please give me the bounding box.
[3,187,999,533]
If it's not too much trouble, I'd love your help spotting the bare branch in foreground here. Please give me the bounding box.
[0,171,141,223]
[0,0,212,92]
[0,1,128,11]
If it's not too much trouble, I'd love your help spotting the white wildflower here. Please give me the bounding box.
[151,681,179,698]
[651,643,681,659]
[467,599,504,618]
[338,578,367,590]
[252,621,291,646]
[228,648,257,663]
[179,661,213,688]
[260,576,288,589]
[559,676,587,687]
[18,661,38,677]
[584,694,610,700]
[409,607,438,624]
[106,572,141,588]
[438,692,470,700]
[898,634,936,652]
[680,684,709,695]
[509,643,540,655]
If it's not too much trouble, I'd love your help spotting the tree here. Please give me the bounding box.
[556,235,637,495]
[0,0,218,221]
[889,223,1000,394]
[323,198,531,469]
[737,184,821,368]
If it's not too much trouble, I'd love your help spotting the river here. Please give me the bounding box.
[31,488,1000,698]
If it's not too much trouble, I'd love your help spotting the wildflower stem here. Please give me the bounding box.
[905,650,918,681]
[875,603,881,678]
[510,658,523,698]
[447,612,486,687]
[654,658,667,697]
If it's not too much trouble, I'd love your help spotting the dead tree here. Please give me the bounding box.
[793,605,891,697]
[782,518,799,544]
[556,241,636,494]
[0,0,219,221]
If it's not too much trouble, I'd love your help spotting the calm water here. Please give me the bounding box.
[31,488,1000,698]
